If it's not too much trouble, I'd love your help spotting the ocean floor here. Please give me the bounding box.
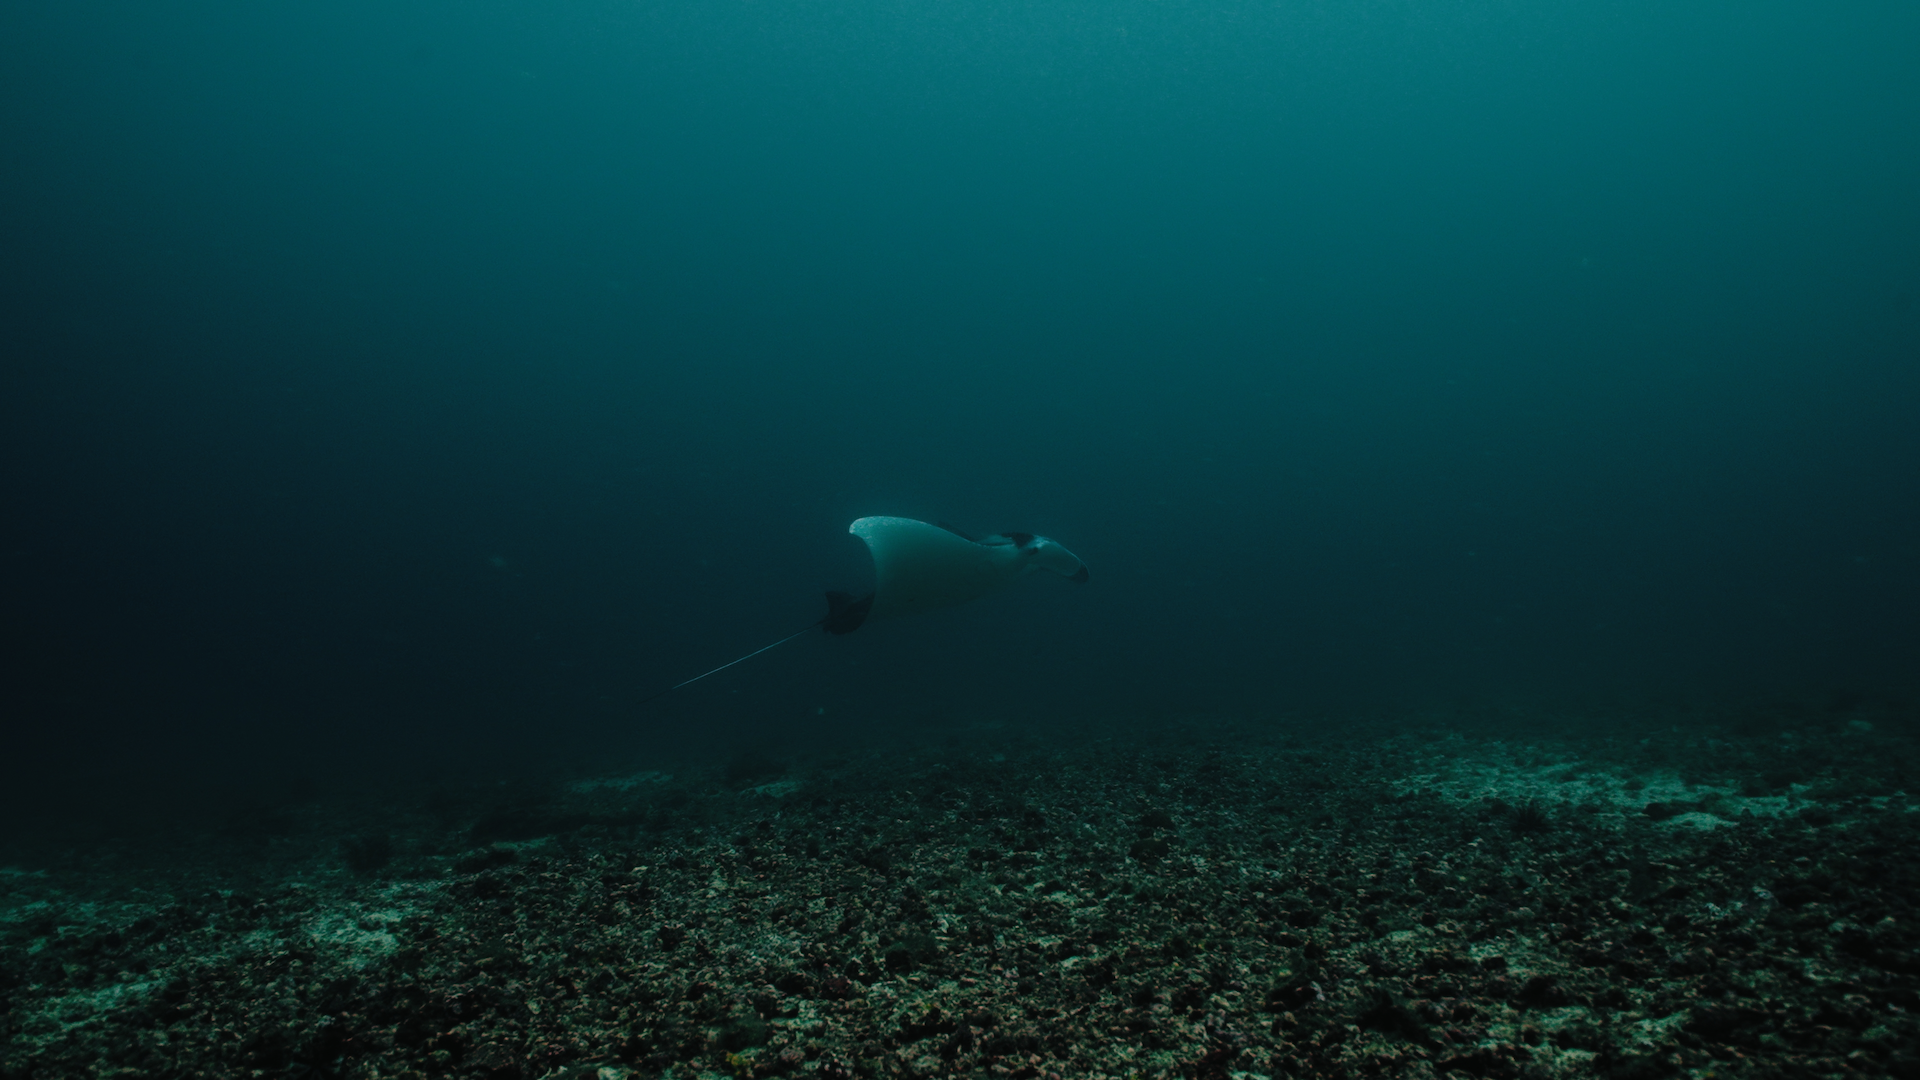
[3,703,1917,1080]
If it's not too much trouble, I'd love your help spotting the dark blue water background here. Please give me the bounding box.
[3,1,1916,816]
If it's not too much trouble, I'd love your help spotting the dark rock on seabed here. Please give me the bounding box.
[3,703,1918,1080]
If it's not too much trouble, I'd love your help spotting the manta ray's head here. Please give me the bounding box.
[985,532,1091,583]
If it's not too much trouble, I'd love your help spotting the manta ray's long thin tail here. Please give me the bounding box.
[636,591,872,706]
[635,622,818,707]
[669,624,818,690]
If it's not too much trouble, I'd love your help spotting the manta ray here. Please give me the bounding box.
[822,516,1090,634]
[653,516,1089,698]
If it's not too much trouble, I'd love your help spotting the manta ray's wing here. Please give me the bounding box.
[934,521,983,543]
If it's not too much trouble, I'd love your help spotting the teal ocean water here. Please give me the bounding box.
[1,3,1917,1077]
